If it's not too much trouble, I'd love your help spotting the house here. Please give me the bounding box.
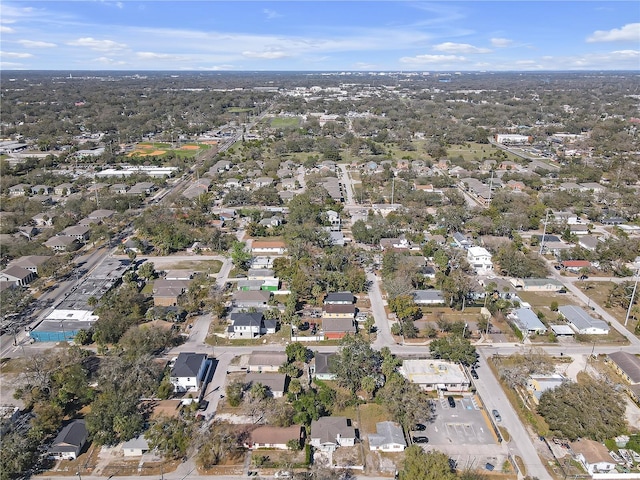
[526,374,566,404]
[122,435,150,457]
[87,209,115,220]
[558,305,610,335]
[251,240,287,255]
[228,312,276,338]
[605,352,640,386]
[170,352,209,393]
[128,182,156,195]
[324,210,341,231]
[110,183,129,194]
[182,178,211,200]
[48,420,87,460]
[32,212,54,227]
[494,134,531,144]
[153,285,186,307]
[233,290,272,309]
[254,177,274,188]
[380,237,411,251]
[310,417,357,452]
[59,225,91,242]
[399,359,471,392]
[7,255,50,274]
[45,236,79,252]
[324,292,354,305]
[512,278,564,292]
[453,232,472,249]
[54,183,74,196]
[322,304,356,319]
[412,289,445,305]
[578,236,599,252]
[322,318,356,340]
[368,421,406,452]
[245,425,304,450]
[0,266,36,287]
[561,260,591,273]
[509,308,548,335]
[8,184,30,196]
[247,351,288,373]
[467,246,493,274]
[243,373,288,398]
[247,269,275,281]
[569,439,616,475]
[31,185,52,195]
[312,352,337,380]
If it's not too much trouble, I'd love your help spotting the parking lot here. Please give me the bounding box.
[413,394,510,472]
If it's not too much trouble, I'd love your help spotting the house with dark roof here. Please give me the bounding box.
[322,304,356,319]
[0,266,36,287]
[59,225,91,242]
[324,292,354,305]
[310,417,357,452]
[312,352,337,380]
[228,312,277,338]
[368,421,406,452]
[45,235,80,252]
[170,352,209,393]
[48,420,88,460]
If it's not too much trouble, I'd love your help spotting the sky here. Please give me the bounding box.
[0,1,639,71]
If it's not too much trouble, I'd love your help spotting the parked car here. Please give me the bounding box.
[447,396,456,408]
[413,436,429,443]
[579,275,588,280]
[492,409,502,422]
[470,369,479,380]
[414,423,426,431]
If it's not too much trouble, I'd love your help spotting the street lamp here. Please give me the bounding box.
[60,323,66,342]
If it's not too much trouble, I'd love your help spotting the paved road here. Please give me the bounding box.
[367,272,395,350]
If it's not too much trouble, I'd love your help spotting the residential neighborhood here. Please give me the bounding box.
[0,68,639,480]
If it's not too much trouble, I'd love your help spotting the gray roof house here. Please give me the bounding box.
[368,421,406,452]
[228,312,277,339]
[0,266,36,287]
[243,373,288,398]
[247,351,288,373]
[510,308,548,335]
[312,352,337,381]
[310,417,357,452]
[170,352,209,393]
[233,290,272,309]
[412,289,445,305]
[558,305,610,335]
[48,420,88,460]
[45,235,79,252]
[59,225,91,242]
[324,292,354,305]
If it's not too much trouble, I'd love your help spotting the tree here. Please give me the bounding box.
[429,335,477,366]
[137,261,156,281]
[388,295,421,321]
[226,380,244,407]
[145,414,193,459]
[537,377,626,441]
[230,241,251,270]
[400,446,456,480]
[285,342,312,363]
[330,335,383,394]
[378,373,432,428]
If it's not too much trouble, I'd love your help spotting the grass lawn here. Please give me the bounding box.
[158,259,222,273]
[270,117,301,128]
[446,142,521,162]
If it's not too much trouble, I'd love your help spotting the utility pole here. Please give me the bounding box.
[624,268,639,327]
[539,209,551,255]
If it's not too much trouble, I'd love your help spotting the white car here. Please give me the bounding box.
[274,472,291,478]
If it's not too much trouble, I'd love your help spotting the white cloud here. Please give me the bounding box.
[195,65,235,71]
[353,62,377,70]
[587,23,640,42]
[17,40,56,48]
[242,50,288,59]
[92,56,126,65]
[263,8,282,20]
[0,61,25,69]
[67,37,126,51]
[399,54,466,64]
[136,51,191,62]
[433,42,491,54]
[0,51,33,58]
[491,37,513,48]
[0,25,15,33]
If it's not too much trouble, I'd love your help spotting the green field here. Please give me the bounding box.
[447,142,520,162]
[270,117,301,128]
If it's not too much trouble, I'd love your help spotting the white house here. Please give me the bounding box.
[399,359,471,392]
[509,308,548,335]
[569,439,616,475]
[558,305,610,335]
[310,417,357,452]
[122,435,149,457]
[245,425,304,450]
[251,240,287,255]
[48,420,87,460]
[170,352,209,393]
[368,422,406,452]
[467,246,493,274]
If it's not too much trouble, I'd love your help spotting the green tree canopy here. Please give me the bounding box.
[429,335,477,366]
[400,446,456,480]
